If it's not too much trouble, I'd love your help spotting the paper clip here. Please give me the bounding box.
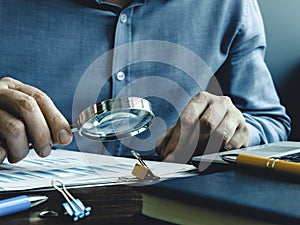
[131,150,160,181]
[52,179,91,222]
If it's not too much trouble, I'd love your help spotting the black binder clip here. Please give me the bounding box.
[131,150,160,181]
[52,179,91,222]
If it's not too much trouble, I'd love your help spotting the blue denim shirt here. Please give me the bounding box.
[0,0,290,156]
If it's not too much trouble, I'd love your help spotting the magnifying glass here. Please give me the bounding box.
[71,97,155,141]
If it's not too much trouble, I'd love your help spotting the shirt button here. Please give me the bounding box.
[120,14,127,23]
[116,71,125,81]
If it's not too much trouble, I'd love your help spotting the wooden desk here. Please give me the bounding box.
[0,185,171,225]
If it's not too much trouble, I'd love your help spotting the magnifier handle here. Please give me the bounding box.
[70,123,78,133]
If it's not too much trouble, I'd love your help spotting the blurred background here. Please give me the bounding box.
[258,0,300,141]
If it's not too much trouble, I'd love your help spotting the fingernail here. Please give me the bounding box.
[0,150,6,163]
[225,145,232,150]
[58,129,72,144]
[181,114,193,128]
[41,144,52,157]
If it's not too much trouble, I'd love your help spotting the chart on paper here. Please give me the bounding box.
[0,149,195,192]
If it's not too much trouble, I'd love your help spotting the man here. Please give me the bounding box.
[0,0,290,163]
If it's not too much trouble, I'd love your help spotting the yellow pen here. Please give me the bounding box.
[221,153,300,176]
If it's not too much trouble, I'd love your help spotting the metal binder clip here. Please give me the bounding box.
[131,150,160,181]
[52,179,91,222]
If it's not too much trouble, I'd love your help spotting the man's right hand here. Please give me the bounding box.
[0,77,72,163]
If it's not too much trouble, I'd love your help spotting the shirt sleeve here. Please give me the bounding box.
[211,0,291,146]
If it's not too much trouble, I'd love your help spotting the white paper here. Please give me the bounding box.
[0,149,196,192]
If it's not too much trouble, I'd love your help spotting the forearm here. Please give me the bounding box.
[213,0,291,146]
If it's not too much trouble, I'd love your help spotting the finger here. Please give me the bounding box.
[0,145,7,163]
[1,77,72,145]
[162,124,181,159]
[21,84,72,145]
[0,89,52,157]
[213,105,247,150]
[214,113,241,149]
[180,91,209,127]
[198,94,229,132]
[0,109,30,163]
[164,119,200,164]
[225,124,249,150]
[192,95,229,156]
[155,125,174,157]
[162,92,215,161]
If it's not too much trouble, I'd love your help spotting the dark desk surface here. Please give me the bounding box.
[3,167,300,225]
[0,185,171,225]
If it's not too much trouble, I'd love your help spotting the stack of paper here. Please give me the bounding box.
[0,149,196,192]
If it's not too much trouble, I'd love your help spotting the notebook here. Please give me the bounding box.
[192,141,300,165]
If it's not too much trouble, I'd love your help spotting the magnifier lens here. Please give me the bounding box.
[77,97,154,141]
